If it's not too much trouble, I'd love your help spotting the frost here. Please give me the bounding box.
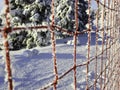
[85,23,90,29]
[22,8,30,16]
[11,17,21,25]
[29,13,40,22]
[3,39,8,44]
[15,0,24,5]
[86,9,89,14]
[35,0,42,3]
[61,18,67,25]
[42,21,47,26]
[10,8,22,17]
[35,0,45,5]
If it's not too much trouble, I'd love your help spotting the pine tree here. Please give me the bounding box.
[9,0,51,50]
[10,0,51,25]
[9,0,89,50]
[54,0,88,33]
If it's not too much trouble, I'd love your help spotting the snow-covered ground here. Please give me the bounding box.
[0,33,104,90]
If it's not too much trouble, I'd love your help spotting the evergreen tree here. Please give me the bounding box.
[9,0,51,50]
[54,0,88,32]
[10,0,51,25]
[8,30,28,50]
[9,0,89,50]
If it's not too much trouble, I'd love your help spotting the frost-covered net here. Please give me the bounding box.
[0,0,120,90]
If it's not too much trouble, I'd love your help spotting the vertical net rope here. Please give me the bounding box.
[51,0,58,89]
[3,0,13,90]
[100,0,106,89]
[86,0,91,90]
[73,0,79,90]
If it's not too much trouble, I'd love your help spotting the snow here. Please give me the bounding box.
[66,37,80,45]
[22,49,39,57]
[11,17,22,25]
[0,33,104,90]
[30,13,40,22]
